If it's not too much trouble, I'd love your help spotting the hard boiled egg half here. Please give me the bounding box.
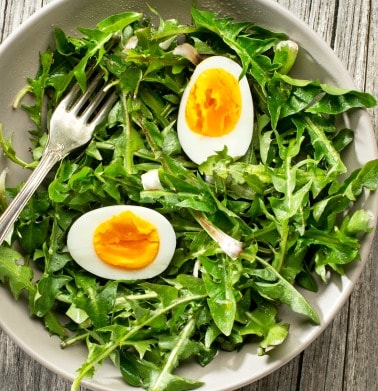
[67,205,176,280]
[177,56,254,165]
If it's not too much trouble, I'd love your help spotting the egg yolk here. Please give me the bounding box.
[185,68,242,137]
[93,210,159,270]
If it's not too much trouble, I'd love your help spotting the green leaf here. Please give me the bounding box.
[53,28,76,56]
[302,115,346,174]
[303,226,361,277]
[43,310,67,338]
[120,351,203,391]
[123,339,155,359]
[273,40,298,74]
[260,323,289,351]
[34,274,71,317]
[0,247,35,299]
[201,256,237,336]
[96,12,142,34]
[191,7,277,86]
[73,275,118,329]
[176,274,207,296]
[78,339,112,380]
[270,181,312,221]
[307,84,376,114]
[340,159,378,200]
[66,303,90,325]
[141,282,179,307]
[252,256,320,324]
[275,74,376,116]
[18,218,50,254]
[239,303,289,352]
[120,352,144,387]
[149,316,202,391]
[0,125,36,168]
[344,209,372,236]
[312,194,350,229]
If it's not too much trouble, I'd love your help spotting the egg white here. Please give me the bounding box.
[177,56,254,165]
[67,205,176,280]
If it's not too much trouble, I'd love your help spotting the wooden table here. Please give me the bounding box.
[0,1,377,390]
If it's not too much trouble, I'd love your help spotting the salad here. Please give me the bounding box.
[0,7,377,391]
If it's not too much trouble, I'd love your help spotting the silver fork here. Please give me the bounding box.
[0,71,118,245]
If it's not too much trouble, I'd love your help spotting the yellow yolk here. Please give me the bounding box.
[93,210,159,270]
[185,68,242,137]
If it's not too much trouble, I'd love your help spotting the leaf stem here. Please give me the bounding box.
[272,219,289,271]
[121,94,134,175]
[70,293,207,391]
[61,332,90,348]
[303,115,346,174]
[191,211,244,259]
[115,292,158,305]
[242,251,320,324]
[151,313,198,391]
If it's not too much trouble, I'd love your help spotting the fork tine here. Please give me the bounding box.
[80,84,113,122]
[70,72,104,116]
[88,91,118,126]
[58,83,80,109]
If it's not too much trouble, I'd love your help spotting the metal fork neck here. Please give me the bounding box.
[0,151,61,245]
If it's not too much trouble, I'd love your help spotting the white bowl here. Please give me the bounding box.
[0,1,377,390]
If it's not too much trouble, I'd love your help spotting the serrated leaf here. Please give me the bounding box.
[96,12,142,34]
[344,209,372,236]
[73,276,118,329]
[239,303,289,352]
[341,159,378,200]
[0,247,35,299]
[34,274,71,317]
[120,351,203,391]
[254,257,320,324]
[202,257,237,336]
[43,310,67,338]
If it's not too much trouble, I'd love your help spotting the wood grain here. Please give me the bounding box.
[0,1,377,390]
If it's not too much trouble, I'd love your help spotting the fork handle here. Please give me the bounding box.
[0,150,62,245]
